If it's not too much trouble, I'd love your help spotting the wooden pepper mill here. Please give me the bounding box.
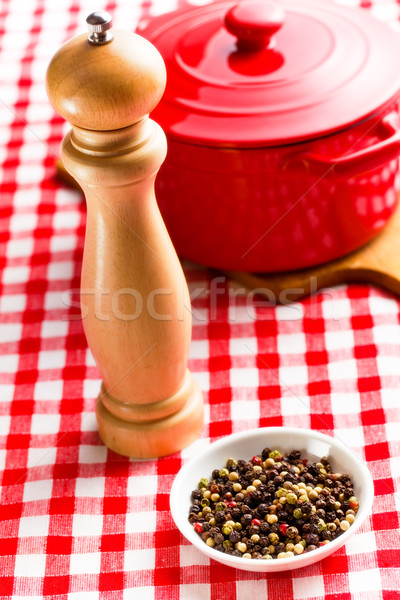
[46,12,204,458]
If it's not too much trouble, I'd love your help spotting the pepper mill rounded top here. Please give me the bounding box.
[46,11,167,131]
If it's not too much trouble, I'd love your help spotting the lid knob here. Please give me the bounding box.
[224,0,285,51]
[86,11,114,45]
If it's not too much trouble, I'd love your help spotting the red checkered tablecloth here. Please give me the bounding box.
[1,0,400,598]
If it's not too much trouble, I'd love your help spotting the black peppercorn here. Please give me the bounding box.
[229,530,241,543]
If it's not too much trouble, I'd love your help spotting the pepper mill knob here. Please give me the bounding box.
[86,11,114,45]
[46,16,166,131]
[45,14,204,458]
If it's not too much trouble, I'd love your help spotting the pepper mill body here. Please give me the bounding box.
[46,14,204,458]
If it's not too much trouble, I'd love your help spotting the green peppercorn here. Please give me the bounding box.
[219,468,229,478]
[200,498,210,507]
[293,508,302,519]
[222,524,233,536]
[286,493,297,505]
[198,477,208,489]
[226,458,238,469]
[318,519,327,532]
[269,450,281,459]
[215,502,226,512]
[268,533,279,545]
[223,540,232,550]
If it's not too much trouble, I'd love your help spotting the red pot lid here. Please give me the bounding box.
[139,0,400,147]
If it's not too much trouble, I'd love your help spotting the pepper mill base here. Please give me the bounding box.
[96,370,204,458]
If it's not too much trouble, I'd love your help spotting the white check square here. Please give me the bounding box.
[79,445,108,464]
[179,544,209,567]
[125,511,156,534]
[377,354,400,376]
[327,359,358,381]
[41,320,69,339]
[70,552,101,575]
[34,380,63,401]
[27,447,57,468]
[72,514,103,537]
[9,212,37,232]
[0,354,19,373]
[279,365,308,387]
[127,475,157,498]
[23,479,53,502]
[189,339,209,359]
[0,323,22,343]
[369,295,399,315]
[0,294,26,313]
[124,548,155,571]
[348,568,382,594]
[6,237,34,258]
[14,553,47,577]
[330,392,360,414]
[373,323,400,345]
[2,266,29,284]
[75,476,105,498]
[230,337,257,356]
[48,261,74,281]
[277,333,306,354]
[38,350,66,370]
[230,368,259,388]
[325,329,354,350]
[31,413,61,435]
[18,515,50,538]
[180,584,210,600]
[123,589,154,600]
[231,399,259,422]
[50,234,77,253]
[322,297,351,320]
[53,211,81,229]
[293,575,325,599]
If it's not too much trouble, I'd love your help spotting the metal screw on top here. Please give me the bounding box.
[86,11,113,45]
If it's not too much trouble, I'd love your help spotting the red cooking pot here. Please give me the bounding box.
[138,0,400,273]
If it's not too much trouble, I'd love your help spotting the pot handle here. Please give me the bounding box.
[283,120,400,177]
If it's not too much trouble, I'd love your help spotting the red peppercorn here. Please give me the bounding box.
[350,499,359,511]
[252,456,262,465]
[228,501,237,508]
[302,459,308,466]
[251,519,261,527]
[279,523,289,536]
[194,523,203,533]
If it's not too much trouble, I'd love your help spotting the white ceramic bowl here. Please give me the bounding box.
[170,427,374,572]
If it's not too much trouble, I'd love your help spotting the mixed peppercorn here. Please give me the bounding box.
[188,448,359,560]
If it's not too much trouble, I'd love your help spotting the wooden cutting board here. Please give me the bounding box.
[56,158,400,302]
[226,200,400,302]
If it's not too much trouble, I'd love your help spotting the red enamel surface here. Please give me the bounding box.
[139,1,400,271]
[155,111,400,272]
[141,0,400,146]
